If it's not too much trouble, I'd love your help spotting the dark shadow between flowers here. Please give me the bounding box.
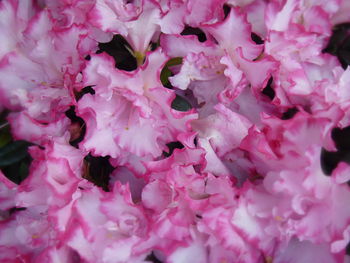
[281,107,298,120]
[0,112,32,185]
[262,77,275,100]
[320,126,350,186]
[74,85,95,101]
[223,4,231,19]
[145,252,163,263]
[251,32,264,45]
[323,23,350,69]
[97,35,138,71]
[0,207,27,222]
[0,145,32,185]
[181,26,207,43]
[65,106,86,148]
[163,141,184,158]
[81,86,95,95]
[83,154,114,192]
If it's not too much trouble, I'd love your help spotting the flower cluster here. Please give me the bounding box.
[0,0,350,262]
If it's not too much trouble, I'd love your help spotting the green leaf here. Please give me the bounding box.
[0,130,11,148]
[160,67,172,87]
[171,95,192,112]
[19,161,30,182]
[160,57,183,87]
[0,117,32,183]
[0,141,31,167]
[0,140,29,157]
[166,57,183,67]
[0,148,28,167]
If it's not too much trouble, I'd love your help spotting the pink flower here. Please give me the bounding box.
[0,0,350,261]
[78,49,197,158]
[160,0,226,34]
[16,140,84,208]
[63,182,150,262]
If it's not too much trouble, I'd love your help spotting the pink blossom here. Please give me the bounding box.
[0,0,350,262]
[78,49,196,158]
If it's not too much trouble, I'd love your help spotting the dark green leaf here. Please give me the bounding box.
[166,57,183,67]
[0,148,28,167]
[160,57,183,88]
[0,120,32,183]
[19,161,30,182]
[160,67,172,87]
[1,156,32,185]
[0,129,11,148]
[0,140,30,158]
[0,141,31,167]
[171,95,192,112]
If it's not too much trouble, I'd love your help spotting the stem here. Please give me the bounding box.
[123,44,145,67]
[134,51,145,67]
[0,122,9,130]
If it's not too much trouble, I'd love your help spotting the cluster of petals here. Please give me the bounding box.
[0,0,350,262]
